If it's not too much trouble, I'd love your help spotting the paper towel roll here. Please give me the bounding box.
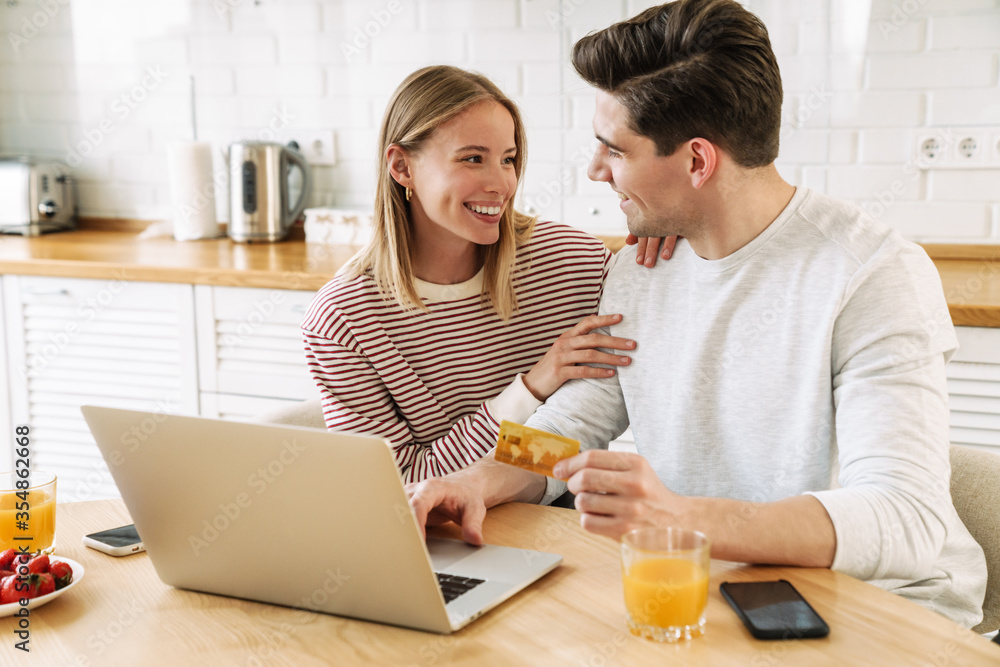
[167,141,219,241]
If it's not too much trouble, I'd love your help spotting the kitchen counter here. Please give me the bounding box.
[1,230,998,326]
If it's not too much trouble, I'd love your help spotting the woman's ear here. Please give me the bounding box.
[386,144,412,187]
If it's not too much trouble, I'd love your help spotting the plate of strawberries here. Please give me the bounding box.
[0,548,83,616]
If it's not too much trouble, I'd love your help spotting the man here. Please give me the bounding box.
[408,0,987,627]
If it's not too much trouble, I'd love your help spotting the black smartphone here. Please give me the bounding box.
[82,524,145,557]
[720,580,830,640]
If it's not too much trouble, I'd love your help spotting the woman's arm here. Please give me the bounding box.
[303,331,516,482]
[303,312,635,483]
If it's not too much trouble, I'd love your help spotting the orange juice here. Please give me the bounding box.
[0,488,56,554]
[623,557,709,628]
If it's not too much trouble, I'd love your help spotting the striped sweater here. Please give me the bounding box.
[300,220,612,482]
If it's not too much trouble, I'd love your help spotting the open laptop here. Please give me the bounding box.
[81,405,562,634]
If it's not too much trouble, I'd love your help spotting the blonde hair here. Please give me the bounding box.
[341,65,536,321]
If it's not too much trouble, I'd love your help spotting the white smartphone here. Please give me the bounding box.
[82,524,145,557]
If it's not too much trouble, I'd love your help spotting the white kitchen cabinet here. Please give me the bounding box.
[194,285,317,418]
[948,326,1000,456]
[199,393,302,421]
[2,276,198,502]
[0,276,11,457]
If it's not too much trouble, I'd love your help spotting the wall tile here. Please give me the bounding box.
[930,89,1000,126]
[369,31,466,64]
[0,65,67,93]
[859,129,915,164]
[235,67,326,96]
[931,14,1000,50]
[868,54,994,90]
[873,202,992,239]
[324,1,419,34]
[828,130,858,164]
[111,153,170,184]
[1,35,75,65]
[858,18,925,53]
[829,91,923,127]
[931,170,1000,202]
[327,63,415,98]
[19,94,81,123]
[797,22,829,54]
[522,63,565,96]
[777,54,829,93]
[0,122,69,154]
[470,31,560,63]
[419,1,518,29]
[231,4,324,34]
[191,35,277,66]
[778,129,829,164]
[801,166,828,193]
[827,165,922,201]
[829,57,865,91]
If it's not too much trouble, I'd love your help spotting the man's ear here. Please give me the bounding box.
[687,138,717,189]
[386,144,412,187]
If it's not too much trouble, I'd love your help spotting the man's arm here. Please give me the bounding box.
[554,243,954,573]
[554,450,836,566]
[804,245,959,582]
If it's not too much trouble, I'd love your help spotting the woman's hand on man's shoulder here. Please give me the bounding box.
[626,234,678,267]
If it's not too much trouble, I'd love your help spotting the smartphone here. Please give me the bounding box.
[720,580,830,640]
[82,524,145,557]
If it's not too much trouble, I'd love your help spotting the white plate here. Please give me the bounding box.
[0,556,84,617]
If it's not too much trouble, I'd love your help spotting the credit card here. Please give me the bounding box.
[494,421,580,478]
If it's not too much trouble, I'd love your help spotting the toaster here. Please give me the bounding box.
[0,157,76,235]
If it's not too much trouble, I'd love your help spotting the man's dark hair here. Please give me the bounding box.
[572,0,783,167]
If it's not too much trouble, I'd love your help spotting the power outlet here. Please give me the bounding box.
[280,130,336,166]
[918,136,945,164]
[954,133,986,166]
[914,126,1000,169]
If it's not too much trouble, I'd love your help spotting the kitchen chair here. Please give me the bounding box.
[253,398,326,429]
[949,444,1000,635]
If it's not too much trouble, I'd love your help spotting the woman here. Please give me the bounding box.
[302,66,635,482]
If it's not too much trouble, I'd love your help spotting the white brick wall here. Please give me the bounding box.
[0,0,996,242]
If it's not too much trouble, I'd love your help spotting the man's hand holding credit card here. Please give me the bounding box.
[494,421,580,479]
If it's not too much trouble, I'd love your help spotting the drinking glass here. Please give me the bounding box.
[620,527,710,642]
[0,471,57,555]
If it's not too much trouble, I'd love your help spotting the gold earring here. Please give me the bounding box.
[405,186,412,202]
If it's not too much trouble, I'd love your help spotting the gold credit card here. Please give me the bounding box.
[494,421,580,478]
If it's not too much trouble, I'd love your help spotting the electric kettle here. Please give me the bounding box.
[227,141,312,243]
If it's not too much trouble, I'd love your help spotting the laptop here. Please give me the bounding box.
[81,406,562,634]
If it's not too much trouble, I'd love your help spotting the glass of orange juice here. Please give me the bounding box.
[0,472,57,555]
[620,527,710,642]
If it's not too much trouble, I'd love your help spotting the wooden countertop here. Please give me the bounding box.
[1,229,998,326]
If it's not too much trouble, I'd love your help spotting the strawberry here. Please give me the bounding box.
[49,561,73,590]
[29,573,55,598]
[0,570,14,580]
[0,575,22,604]
[10,553,30,572]
[0,549,17,570]
[26,554,49,574]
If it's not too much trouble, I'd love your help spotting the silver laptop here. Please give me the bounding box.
[81,406,562,634]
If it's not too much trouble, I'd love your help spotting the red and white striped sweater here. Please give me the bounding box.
[301,220,612,482]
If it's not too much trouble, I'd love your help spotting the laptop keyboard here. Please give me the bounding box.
[435,573,485,603]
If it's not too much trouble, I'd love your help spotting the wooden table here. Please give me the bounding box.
[0,500,996,665]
